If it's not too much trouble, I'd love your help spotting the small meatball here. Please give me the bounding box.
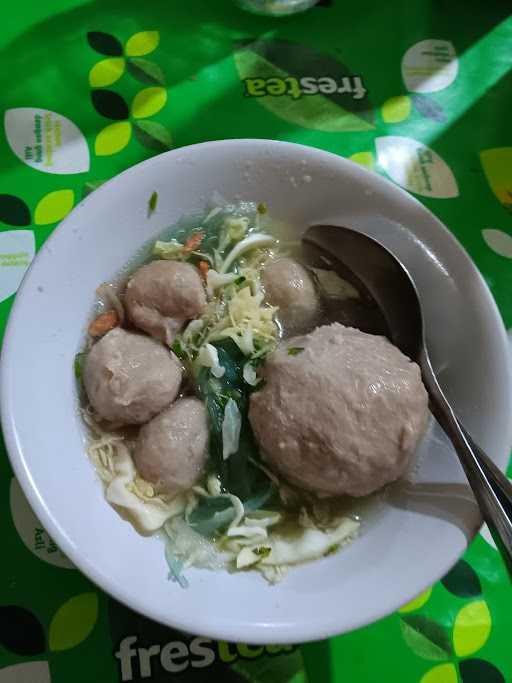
[249,323,429,497]
[125,260,207,344]
[263,257,319,333]
[83,328,182,425]
[133,398,209,496]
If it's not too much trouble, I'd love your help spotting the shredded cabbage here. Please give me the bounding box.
[243,361,260,386]
[220,233,275,274]
[197,343,225,378]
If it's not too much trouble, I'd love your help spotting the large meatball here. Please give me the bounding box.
[83,327,182,425]
[125,260,207,344]
[249,323,429,497]
[263,257,319,334]
[133,398,209,496]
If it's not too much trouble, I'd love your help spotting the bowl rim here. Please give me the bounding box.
[2,138,511,643]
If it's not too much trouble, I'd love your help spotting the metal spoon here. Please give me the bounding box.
[302,223,512,573]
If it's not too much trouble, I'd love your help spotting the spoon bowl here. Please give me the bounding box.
[303,223,512,575]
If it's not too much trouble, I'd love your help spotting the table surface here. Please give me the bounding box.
[1,1,511,682]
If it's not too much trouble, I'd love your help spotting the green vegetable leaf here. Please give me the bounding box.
[288,346,304,356]
[400,615,453,661]
[133,120,173,152]
[188,496,236,536]
[147,190,158,217]
[127,57,166,85]
[164,540,189,587]
[198,339,270,500]
[170,339,187,361]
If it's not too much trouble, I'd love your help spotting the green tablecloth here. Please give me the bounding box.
[1,2,511,681]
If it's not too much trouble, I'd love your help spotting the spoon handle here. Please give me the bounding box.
[420,349,512,576]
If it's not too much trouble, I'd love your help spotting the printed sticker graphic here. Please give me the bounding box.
[402,40,458,93]
[398,587,432,613]
[49,593,99,651]
[0,606,45,655]
[34,190,75,225]
[480,148,512,213]
[441,560,482,598]
[234,38,374,132]
[400,614,453,660]
[95,121,132,156]
[0,661,50,683]
[376,136,459,198]
[0,194,31,226]
[0,231,35,304]
[89,57,125,87]
[420,663,458,683]
[125,30,160,57]
[4,108,89,174]
[381,95,411,123]
[453,601,491,657]
[9,478,74,568]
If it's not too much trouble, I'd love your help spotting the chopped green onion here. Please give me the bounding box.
[257,202,267,215]
[74,352,85,380]
[254,546,271,558]
[171,339,187,360]
[287,347,305,356]
[147,191,158,217]
[325,543,340,556]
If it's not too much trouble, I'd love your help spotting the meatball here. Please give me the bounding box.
[125,260,206,344]
[133,398,209,496]
[249,323,429,497]
[263,257,319,333]
[83,327,182,425]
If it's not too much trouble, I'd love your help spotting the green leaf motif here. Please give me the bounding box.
[127,57,166,86]
[232,646,305,683]
[234,38,374,132]
[82,180,106,199]
[87,31,123,56]
[400,615,453,661]
[91,90,129,120]
[49,592,99,651]
[459,659,505,683]
[441,559,482,598]
[133,120,173,152]
[0,606,45,655]
[412,94,446,123]
[0,194,31,226]
[480,148,512,213]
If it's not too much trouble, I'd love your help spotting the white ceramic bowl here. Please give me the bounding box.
[2,140,511,643]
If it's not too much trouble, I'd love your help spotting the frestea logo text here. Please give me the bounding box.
[243,75,367,100]
[234,39,375,132]
[114,635,295,680]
